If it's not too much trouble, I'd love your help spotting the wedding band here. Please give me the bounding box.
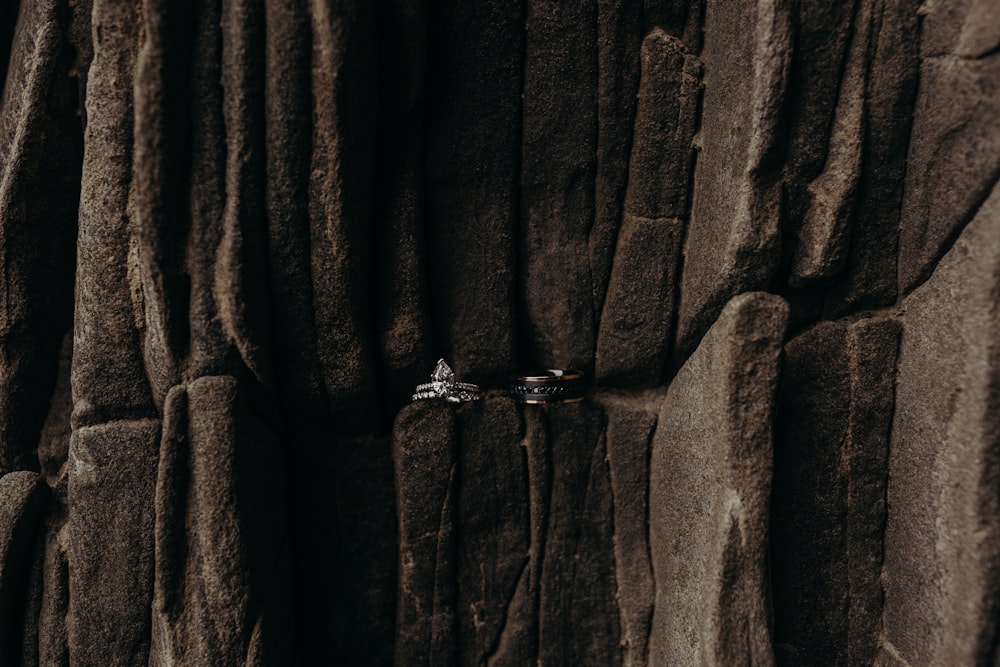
[509,369,585,404]
[412,359,481,404]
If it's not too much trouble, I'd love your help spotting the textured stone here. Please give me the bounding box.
[789,0,872,286]
[599,398,657,667]
[36,514,69,667]
[772,317,900,666]
[184,0,231,382]
[308,1,380,432]
[424,0,520,385]
[642,0,705,50]
[897,0,1000,294]
[371,0,433,411]
[333,434,397,665]
[597,216,683,387]
[0,0,82,473]
[537,402,620,666]
[33,334,71,666]
[781,0,856,240]
[20,522,43,667]
[882,179,1000,665]
[131,0,194,402]
[649,292,788,666]
[622,29,701,222]
[393,401,458,665]
[675,0,791,359]
[595,30,700,386]
[824,0,920,315]
[260,4,345,658]
[67,419,160,666]
[589,0,642,321]
[456,395,529,666]
[520,0,599,372]
[0,472,47,664]
[72,0,156,428]
[149,378,293,666]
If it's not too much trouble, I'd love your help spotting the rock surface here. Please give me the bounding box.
[0,0,80,474]
[393,401,458,665]
[520,0,600,372]
[882,178,1000,666]
[649,292,788,666]
[772,317,900,666]
[596,30,701,386]
[150,378,293,665]
[675,0,791,359]
[897,0,1000,294]
[1,0,998,663]
[823,0,920,315]
[455,396,528,666]
[0,472,47,664]
[424,0,521,385]
[599,398,658,667]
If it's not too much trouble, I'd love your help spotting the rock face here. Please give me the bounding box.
[675,0,791,358]
[882,180,1000,666]
[649,292,788,666]
[1,0,999,664]
[897,0,1000,295]
[0,472,48,664]
[772,317,900,666]
[595,29,701,387]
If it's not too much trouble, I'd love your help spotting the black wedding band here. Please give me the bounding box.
[509,369,586,404]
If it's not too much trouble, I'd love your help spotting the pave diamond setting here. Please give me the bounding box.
[412,359,481,403]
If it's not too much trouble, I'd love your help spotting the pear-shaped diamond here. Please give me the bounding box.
[431,359,455,383]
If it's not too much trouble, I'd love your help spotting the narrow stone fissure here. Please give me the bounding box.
[875,332,902,660]
[639,411,658,663]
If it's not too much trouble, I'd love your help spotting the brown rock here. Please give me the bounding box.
[424,0,520,385]
[596,31,700,386]
[642,0,705,51]
[897,0,1000,294]
[37,516,69,667]
[393,400,458,665]
[0,0,82,473]
[597,215,683,388]
[789,0,872,286]
[333,435,397,665]
[456,395,529,666]
[590,0,642,319]
[649,292,788,666]
[371,0,434,411]
[308,2,380,432]
[0,472,48,664]
[771,316,900,666]
[184,0,231,380]
[622,29,701,222]
[520,0,599,372]
[131,0,194,402]
[72,0,156,428]
[150,379,293,666]
[781,0,856,237]
[537,401,620,666]
[599,398,657,667]
[882,179,1000,665]
[675,0,791,360]
[824,0,920,316]
[213,0,274,389]
[67,420,159,666]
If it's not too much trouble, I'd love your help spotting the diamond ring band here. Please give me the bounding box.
[411,359,482,403]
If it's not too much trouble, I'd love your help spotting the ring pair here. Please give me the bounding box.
[412,360,585,404]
